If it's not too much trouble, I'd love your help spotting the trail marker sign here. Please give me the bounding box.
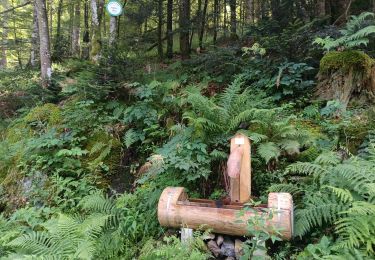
[106,0,123,17]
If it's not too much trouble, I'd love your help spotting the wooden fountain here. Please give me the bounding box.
[158,134,294,240]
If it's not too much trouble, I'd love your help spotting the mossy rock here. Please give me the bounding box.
[6,104,62,143]
[24,103,62,126]
[320,50,374,75]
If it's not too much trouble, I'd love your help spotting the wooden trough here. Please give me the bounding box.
[157,134,294,240]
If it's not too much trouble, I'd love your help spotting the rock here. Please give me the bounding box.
[180,228,193,244]
[235,239,244,259]
[220,237,235,257]
[207,240,221,257]
[216,235,224,247]
[225,257,235,260]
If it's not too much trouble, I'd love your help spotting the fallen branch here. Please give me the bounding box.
[0,1,32,15]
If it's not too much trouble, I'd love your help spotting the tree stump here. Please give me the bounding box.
[316,50,375,107]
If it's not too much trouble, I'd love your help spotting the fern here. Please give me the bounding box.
[314,12,375,51]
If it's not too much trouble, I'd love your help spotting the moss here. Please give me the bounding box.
[24,103,62,126]
[320,50,374,75]
[85,131,122,175]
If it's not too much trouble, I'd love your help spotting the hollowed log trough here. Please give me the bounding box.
[157,134,294,240]
[158,187,293,239]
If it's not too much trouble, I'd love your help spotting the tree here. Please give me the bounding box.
[166,0,173,58]
[82,0,90,59]
[229,0,237,38]
[35,0,52,87]
[54,0,63,59]
[30,2,39,68]
[317,0,326,18]
[179,0,190,59]
[213,0,219,44]
[157,0,163,59]
[198,0,208,49]
[0,0,9,69]
[247,0,254,23]
[90,0,104,62]
[72,0,81,57]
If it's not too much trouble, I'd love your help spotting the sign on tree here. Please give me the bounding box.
[106,0,123,17]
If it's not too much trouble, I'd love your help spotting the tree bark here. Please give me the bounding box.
[82,0,89,59]
[179,0,190,59]
[247,0,253,23]
[72,0,81,57]
[35,0,52,87]
[30,2,40,68]
[317,0,325,17]
[213,0,219,44]
[198,0,208,49]
[54,0,63,58]
[166,0,173,58]
[109,16,117,45]
[229,0,237,38]
[0,0,9,69]
[90,0,102,62]
[157,0,163,59]
[48,0,52,43]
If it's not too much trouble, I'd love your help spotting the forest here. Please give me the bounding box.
[0,0,375,259]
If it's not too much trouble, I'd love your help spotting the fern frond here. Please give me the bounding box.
[257,142,281,163]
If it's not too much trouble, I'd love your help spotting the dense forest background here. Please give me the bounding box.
[1,0,375,259]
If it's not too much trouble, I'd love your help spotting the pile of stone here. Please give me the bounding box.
[203,233,244,260]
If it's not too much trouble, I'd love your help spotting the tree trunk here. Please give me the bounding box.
[317,0,325,17]
[72,0,81,57]
[247,0,253,23]
[48,0,53,43]
[0,0,9,69]
[109,16,117,45]
[199,0,208,49]
[229,0,237,39]
[224,0,228,36]
[213,0,219,44]
[35,0,52,87]
[179,0,190,59]
[254,0,261,22]
[157,0,163,59]
[82,0,89,59]
[90,0,102,62]
[54,0,63,58]
[11,0,22,68]
[166,0,173,58]
[30,2,40,68]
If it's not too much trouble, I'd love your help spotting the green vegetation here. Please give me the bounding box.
[1,1,375,259]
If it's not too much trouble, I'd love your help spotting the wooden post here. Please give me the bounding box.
[229,134,251,203]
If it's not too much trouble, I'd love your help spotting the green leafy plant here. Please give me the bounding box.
[314,12,375,51]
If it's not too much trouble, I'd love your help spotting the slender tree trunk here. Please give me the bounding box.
[179,0,190,59]
[229,0,237,38]
[247,0,253,23]
[157,0,163,59]
[0,0,9,69]
[54,0,63,57]
[166,0,173,58]
[82,0,90,59]
[224,0,228,37]
[317,0,326,17]
[213,0,219,44]
[11,0,22,68]
[30,2,40,68]
[254,0,261,22]
[109,16,117,45]
[35,0,52,87]
[199,0,208,49]
[48,0,52,43]
[72,0,81,57]
[90,0,102,62]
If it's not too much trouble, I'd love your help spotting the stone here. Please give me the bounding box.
[235,239,244,259]
[220,237,235,257]
[207,240,221,257]
[225,257,235,260]
[216,235,224,247]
